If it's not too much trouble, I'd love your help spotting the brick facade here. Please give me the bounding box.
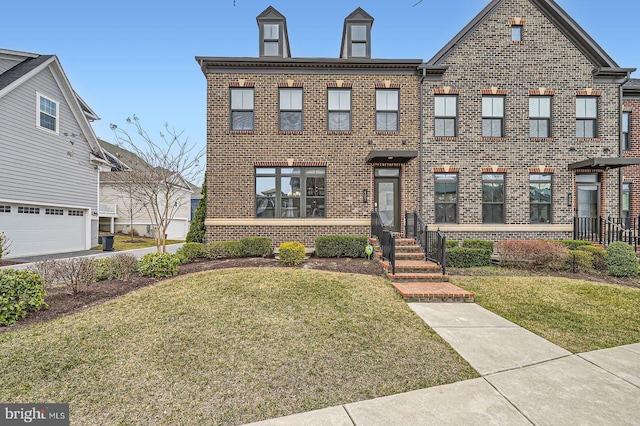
[623,91,640,217]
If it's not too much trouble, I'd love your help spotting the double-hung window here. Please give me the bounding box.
[376,89,399,131]
[37,93,58,132]
[482,174,505,223]
[482,96,504,137]
[350,25,368,58]
[280,88,303,131]
[576,97,597,138]
[328,89,351,131]
[530,96,551,138]
[255,167,326,218]
[530,174,552,224]
[623,112,630,151]
[434,173,458,223]
[230,88,254,131]
[262,23,280,57]
[435,95,457,137]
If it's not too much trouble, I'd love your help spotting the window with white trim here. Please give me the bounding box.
[46,208,64,215]
[0,205,11,213]
[37,93,58,132]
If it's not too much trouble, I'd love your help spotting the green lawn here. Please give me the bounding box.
[0,268,477,425]
[453,271,640,353]
[93,234,183,251]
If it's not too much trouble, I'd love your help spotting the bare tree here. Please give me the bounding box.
[109,115,204,252]
[101,173,147,241]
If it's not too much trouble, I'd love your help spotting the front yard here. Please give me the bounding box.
[0,267,477,425]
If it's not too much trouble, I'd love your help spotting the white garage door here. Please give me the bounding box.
[2,204,87,258]
[165,219,188,240]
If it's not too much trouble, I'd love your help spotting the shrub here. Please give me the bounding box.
[565,250,594,272]
[54,258,98,295]
[446,248,491,268]
[315,235,368,258]
[205,241,242,259]
[29,259,61,288]
[186,181,206,243]
[446,240,460,249]
[577,245,606,270]
[97,254,139,281]
[0,231,11,259]
[0,269,48,326]
[278,242,306,266]
[606,242,639,277]
[558,240,593,250]
[239,237,272,257]
[462,239,494,253]
[496,240,568,270]
[139,253,180,278]
[176,242,207,264]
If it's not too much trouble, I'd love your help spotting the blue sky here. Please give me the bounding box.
[2,0,639,177]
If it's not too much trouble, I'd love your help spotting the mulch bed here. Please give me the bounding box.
[0,257,386,334]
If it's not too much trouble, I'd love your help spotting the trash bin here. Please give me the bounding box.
[102,235,115,251]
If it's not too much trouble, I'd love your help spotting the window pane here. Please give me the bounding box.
[281,198,300,218]
[435,118,456,137]
[376,90,398,110]
[351,25,366,41]
[482,97,493,116]
[493,97,504,115]
[281,177,300,197]
[351,43,367,57]
[264,24,279,40]
[328,90,350,110]
[329,112,350,130]
[530,97,550,118]
[585,98,597,117]
[280,89,302,110]
[577,120,596,138]
[512,26,522,42]
[445,96,456,116]
[40,112,56,131]
[280,112,302,130]
[482,205,504,224]
[232,111,254,130]
[40,97,56,116]
[483,119,502,137]
[623,112,630,131]
[435,203,457,223]
[376,112,398,131]
[306,198,325,217]
[231,89,253,110]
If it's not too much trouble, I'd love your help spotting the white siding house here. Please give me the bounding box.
[0,49,106,258]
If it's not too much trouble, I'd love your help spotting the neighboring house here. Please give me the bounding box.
[98,139,193,240]
[197,0,638,247]
[188,182,202,221]
[0,49,106,258]
[197,6,422,246]
[622,79,640,218]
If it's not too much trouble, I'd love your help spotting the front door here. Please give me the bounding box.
[374,168,400,232]
[576,175,600,239]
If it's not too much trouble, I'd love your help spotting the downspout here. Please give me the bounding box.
[419,67,426,217]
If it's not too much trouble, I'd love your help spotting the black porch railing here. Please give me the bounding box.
[574,216,640,250]
[371,211,396,275]
[405,211,447,275]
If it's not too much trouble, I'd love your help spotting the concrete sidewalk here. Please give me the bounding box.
[0,243,185,271]
[248,304,640,425]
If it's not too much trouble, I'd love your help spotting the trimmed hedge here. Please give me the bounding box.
[0,269,48,326]
[239,237,272,257]
[446,240,460,249]
[205,241,242,259]
[577,245,606,270]
[565,250,594,272]
[558,240,593,250]
[176,242,207,264]
[462,239,494,253]
[606,242,639,277]
[446,248,491,268]
[139,253,180,278]
[315,235,368,258]
[496,240,568,270]
[278,242,306,266]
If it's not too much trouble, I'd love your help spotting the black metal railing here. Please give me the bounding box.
[405,211,447,275]
[574,216,640,250]
[371,211,396,275]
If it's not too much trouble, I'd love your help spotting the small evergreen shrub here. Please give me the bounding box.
[176,242,207,264]
[565,250,594,272]
[278,242,306,266]
[447,248,491,268]
[139,253,180,278]
[239,237,272,257]
[446,240,460,249]
[205,241,242,259]
[0,269,48,326]
[606,242,639,277]
[462,239,494,253]
[558,240,593,250]
[496,240,568,270]
[315,235,368,258]
[577,245,606,270]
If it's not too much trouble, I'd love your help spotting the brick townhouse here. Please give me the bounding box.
[197,0,638,247]
[197,7,422,246]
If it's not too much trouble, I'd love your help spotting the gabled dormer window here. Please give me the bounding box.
[341,8,374,59]
[257,6,290,58]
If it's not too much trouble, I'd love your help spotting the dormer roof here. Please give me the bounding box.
[256,6,291,58]
[340,7,374,59]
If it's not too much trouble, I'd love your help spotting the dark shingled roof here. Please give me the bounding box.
[0,54,53,91]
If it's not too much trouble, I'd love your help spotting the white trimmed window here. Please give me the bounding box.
[37,93,58,132]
